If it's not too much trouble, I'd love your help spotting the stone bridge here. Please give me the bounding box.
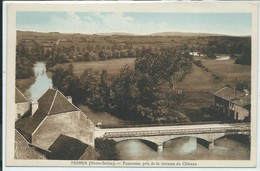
[94,123,250,152]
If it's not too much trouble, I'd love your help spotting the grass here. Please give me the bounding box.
[66,58,250,110]
[56,58,136,76]
[58,58,251,122]
[176,59,251,91]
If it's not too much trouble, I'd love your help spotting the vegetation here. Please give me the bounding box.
[95,138,119,160]
[16,31,251,123]
[52,48,192,123]
[16,42,34,79]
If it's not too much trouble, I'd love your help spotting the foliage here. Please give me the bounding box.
[135,48,192,88]
[51,47,193,123]
[110,65,137,119]
[234,40,251,65]
[193,60,204,68]
[52,64,80,101]
[236,80,251,92]
[16,42,34,79]
[95,138,119,160]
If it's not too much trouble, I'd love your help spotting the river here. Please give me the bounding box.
[25,62,53,101]
[25,61,250,160]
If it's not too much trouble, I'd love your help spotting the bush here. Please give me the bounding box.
[193,60,204,68]
[95,138,119,160]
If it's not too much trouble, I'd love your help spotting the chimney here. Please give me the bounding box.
[244,89,250,96]
[31,101,38,116]
[66,96,72,103]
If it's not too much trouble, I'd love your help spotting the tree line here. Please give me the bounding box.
[52,48,192,124]
[46,43,152,69]
[16,41,51,79]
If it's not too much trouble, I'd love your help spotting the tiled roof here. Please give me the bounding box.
[16,88,79,142]
[232,95,251,107]
[15,87,29,103]
[213,86,245,101]
[46,134,88,160]
[213,86,251,107]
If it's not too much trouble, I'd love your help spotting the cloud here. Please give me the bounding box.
[16,12,251,36]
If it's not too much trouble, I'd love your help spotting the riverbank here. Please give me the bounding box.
[15,77,36,93]
[78,104,135,125]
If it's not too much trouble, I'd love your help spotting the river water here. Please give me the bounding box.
[25,62,53,101]
[26,61,250,160]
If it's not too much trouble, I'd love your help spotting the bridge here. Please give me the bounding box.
[94,122,250,152]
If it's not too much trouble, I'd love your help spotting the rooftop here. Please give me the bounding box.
[15,87,29,103]
[46,134,88,160]
[16,88,79,142]
[213,86,245,101]
[213,86,250,107]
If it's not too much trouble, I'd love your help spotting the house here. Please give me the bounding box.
[189,51,204,57]
[15,87,30,121]
[213,85,250,121]
[15,88,95,150]
[215,54,231,60]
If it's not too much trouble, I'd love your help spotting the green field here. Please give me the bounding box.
[55,57,251,121]
[175,59,251,92]
[60,58,250,111]
[63,57,251,93]
[56,58,136,76]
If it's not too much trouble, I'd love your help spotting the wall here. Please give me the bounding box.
[15,102,30,121]
[32,111,95,150]
[234,104,250,121]
[214,96,229,114]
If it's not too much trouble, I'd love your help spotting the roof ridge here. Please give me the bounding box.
[56,89,80,111]
[15,87,29,102]
[213,86,227,94]
[47,89,58,115]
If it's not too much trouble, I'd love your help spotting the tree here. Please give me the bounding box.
[135,48,192,89]
[95,138,118,160]
[52,64,83,103]
[89,51,99,61]
[78,69,112,111]
[16,42,34,79]
[110,65,137,119]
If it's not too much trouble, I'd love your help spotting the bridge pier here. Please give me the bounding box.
[208,142,214,149]
[157,145,163,153]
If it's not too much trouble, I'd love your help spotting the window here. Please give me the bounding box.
[229,102,234,109]
[17,113,21,118]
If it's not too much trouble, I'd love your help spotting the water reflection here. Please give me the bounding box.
[25,62,53,101]
[116,137,250,160]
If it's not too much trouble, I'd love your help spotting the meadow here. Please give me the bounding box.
[55,58,136,77]
[58,58,251,113]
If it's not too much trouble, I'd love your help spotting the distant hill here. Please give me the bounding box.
[149,32,224,37]
[96,32,135,36]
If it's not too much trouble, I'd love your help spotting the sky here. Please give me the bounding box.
[16,12,252,36]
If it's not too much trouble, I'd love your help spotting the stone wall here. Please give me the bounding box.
[234,104,249,121]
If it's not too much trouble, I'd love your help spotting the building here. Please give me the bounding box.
[16,88,95,150]
[213,85,250,121]
[215,54,231,60]
[15,87,30,121]
[189,51,204,57]
[45,134,99,160]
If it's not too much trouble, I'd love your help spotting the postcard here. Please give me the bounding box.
[4,1,258,168]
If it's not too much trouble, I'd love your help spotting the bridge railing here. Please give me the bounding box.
[103,126,250,138]
[98,121,250,129]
